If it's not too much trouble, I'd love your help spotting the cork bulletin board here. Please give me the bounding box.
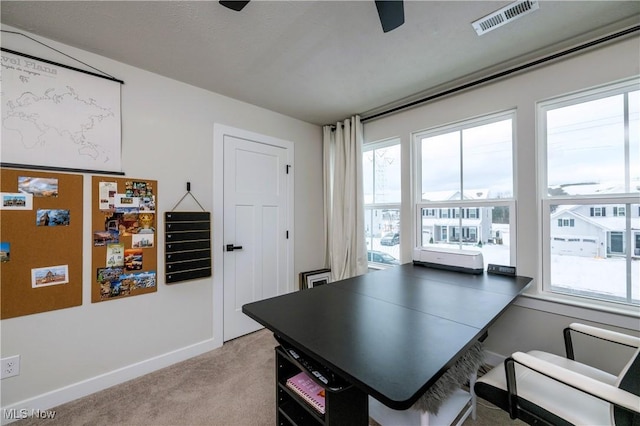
[91,176,158,302]
[0,168,83,319]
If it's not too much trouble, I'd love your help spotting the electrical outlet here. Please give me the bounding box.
[1,355,20,379]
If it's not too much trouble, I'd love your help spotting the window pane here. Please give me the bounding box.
[462,119,513,199]
[420,206,511,268]
[421,132,460,200]
[364,140,401,267]
[373,145,401,203]
[364,144,401,204]
[548,203,639,305]
[416,113,515,270]
[547,95,626,195]
[543,83,639,307]
[630,90,639,191]
[363,150,374,204]
[365,208,400,266]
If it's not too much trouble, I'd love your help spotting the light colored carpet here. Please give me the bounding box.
[15,329,524,425]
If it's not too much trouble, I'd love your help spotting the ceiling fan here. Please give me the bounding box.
[219,0,405,33]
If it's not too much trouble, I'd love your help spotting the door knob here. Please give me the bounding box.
[226,244,243,252]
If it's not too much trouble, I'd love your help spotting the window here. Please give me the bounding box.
[613,206,626,217]
[540,79,639,306]
[558,218,575,227]
[414,111,516,268]
[363,139,401,267]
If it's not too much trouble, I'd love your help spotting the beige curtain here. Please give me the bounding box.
[323,115,367,281]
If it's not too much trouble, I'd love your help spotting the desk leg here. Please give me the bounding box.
[325,385,368,426]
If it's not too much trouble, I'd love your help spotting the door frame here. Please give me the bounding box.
[213,123,294,345]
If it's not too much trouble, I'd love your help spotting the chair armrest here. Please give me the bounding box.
[511,351,640,414]
[569,323,640,348]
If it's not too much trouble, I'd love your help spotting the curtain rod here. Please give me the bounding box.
[361,25,639,123]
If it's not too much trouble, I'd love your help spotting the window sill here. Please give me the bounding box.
[515,291,640,331]
[367,263,395,271]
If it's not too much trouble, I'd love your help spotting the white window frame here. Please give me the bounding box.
[412,110,517,266]
[363,138,402,267]
[538,78,639,309]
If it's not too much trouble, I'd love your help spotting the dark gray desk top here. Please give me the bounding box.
[243,263,532,410]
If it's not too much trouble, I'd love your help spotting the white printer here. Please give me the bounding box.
[413,247,484,274]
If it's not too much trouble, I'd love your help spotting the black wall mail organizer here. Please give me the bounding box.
[164,183,212,284]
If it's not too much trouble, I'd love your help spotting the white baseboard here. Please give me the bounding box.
[1,338,221,425]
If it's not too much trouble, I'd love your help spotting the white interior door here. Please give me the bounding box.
[223,134,291,341]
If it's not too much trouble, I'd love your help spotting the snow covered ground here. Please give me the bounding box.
[368,237,639,304]
[550,254,639,302]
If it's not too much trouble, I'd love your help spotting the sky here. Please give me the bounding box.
[547,91,639,191]
[364,89,639,202]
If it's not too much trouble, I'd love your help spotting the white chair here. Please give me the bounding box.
[475,323,640,425]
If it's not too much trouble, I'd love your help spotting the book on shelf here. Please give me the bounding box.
[285,371,326,414]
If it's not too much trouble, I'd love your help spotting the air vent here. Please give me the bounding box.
[472,0,539,36]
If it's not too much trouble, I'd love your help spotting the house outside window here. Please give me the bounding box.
[414,111,516,267]
[539,78,639,306]
[363,139,401,267]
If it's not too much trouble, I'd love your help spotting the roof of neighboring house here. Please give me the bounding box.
[590,216,635,231]
[551,181,640,195]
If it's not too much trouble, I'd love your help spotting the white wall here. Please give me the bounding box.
[363,35,640,371]
[0,26,324,413]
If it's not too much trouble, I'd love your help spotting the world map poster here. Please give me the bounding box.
[0,50,122,173]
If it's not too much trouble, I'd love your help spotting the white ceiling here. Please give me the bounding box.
[1,1,639,125]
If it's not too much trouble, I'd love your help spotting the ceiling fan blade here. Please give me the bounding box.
[375,0,405,33]
[219,1,251,12]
